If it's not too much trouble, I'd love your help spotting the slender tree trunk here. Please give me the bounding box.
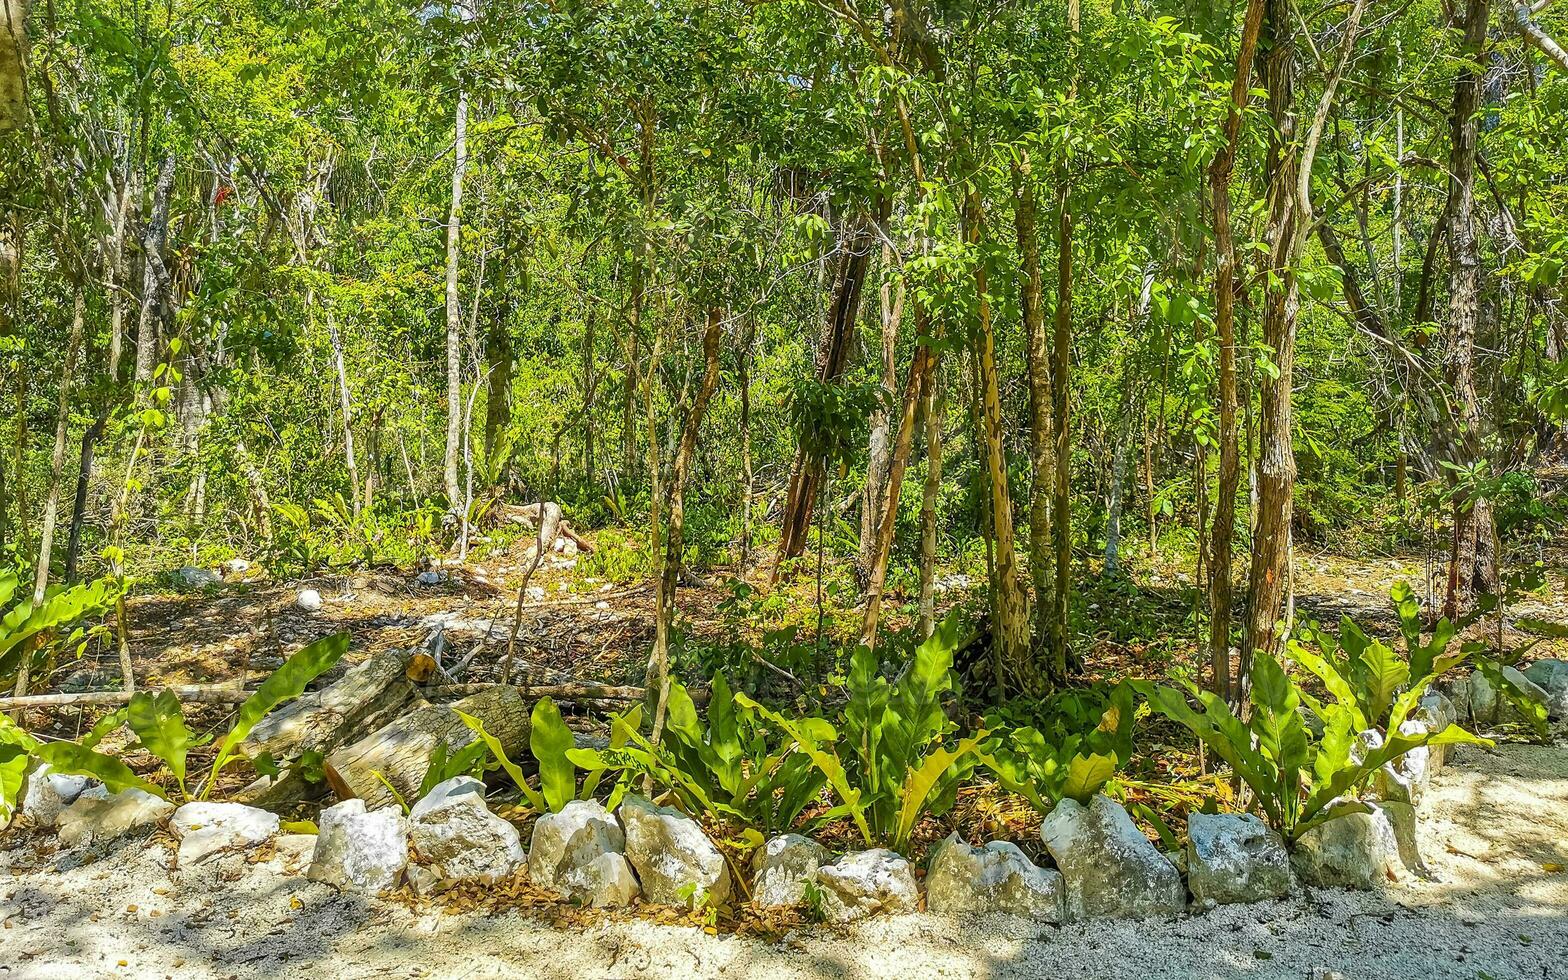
[64,410,107,582]
[328,316,362,518]
[774,220,871,573]
[861,311,938,649]
[646,309,722,741]
[1442,0,1500,616]
[917,360,944,638]
[106,165,136,383]
[134,153,175,383]
[858,245,901,582]
[1208,0,1266,701]
[30,281,84,603]
[1243,0,1302,680]
[739,318,755,568]
[443,88,468,514]
[1013,153,1060,674]
[966,189,1033,694]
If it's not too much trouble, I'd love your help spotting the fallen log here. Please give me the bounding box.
[0,685,252,710]
[497,501,594,553]
[425,681,646,701]
[231,649,420,806]
[323,686,530,809]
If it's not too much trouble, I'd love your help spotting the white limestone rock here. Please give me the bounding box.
[926,836,1065,922]
[619,795,729,908]
[1185,812,1293,905]
[409,776,526,882]
[528,799,625,892]
[1039,794,1185,919]
[295,588,323,612]
[751,834,829,909]
[308,798,410,892]
[814,849,919,923]
[1290,801,1402,889]
[18,764,91,828]
[170,801,280,865]
[57,787,174,847]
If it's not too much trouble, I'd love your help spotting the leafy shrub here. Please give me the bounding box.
[977,682,1138,810]
[1136,646,1487,842]
[460,696,641,813]
[737,613,983,852]
[0,569,120,693]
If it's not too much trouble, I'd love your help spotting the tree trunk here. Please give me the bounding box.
[328,316,362,518]
[917,360,944,638]
[134,153,175,384]
[858,246,902,581]
[967,189,1034,695]
[774,220,872,573]
[1013,153,1060,675]
[1442,0,1500,616]
[646,309,722,741]
[1243,0,1302,681]
[0,0,26,131]
[1208,0,1266,701]
[443,88,468,514]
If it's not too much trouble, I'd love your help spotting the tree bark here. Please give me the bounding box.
[1208,0,1266,701]
[1013,153,1060,675]
[443,88,468,514]
[646,309,722,741]
[858,245,901,582]
[917,359,943,638]
[134,153,175,384]
[1442,0,1500,617]
[774,220,872,573]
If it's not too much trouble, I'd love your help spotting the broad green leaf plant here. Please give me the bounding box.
[18,632,350,803]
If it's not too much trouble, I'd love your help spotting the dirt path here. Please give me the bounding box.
[3,742,1567,980]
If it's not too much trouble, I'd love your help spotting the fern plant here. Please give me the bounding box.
[460,696,641,812]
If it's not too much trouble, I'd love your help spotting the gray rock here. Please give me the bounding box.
[308,798,410,892]
[271,833,317,875]
[752,834,829,909]
[619,795,729,908]
[1434,674,1472,726]
[170,801,280,865]
[415,570,446,586]
[814,849,919,923]
[295,588,323,612]
[57,787,174,846]
[409,776,525,882]
[18,764,91,828]
[528,799,624,892]
[926,836,1065,922]
[1467,670,1498,728]
[1414,692,1458,768]
[176,566,220,589]
[1524,658,1568,698]
[1290,801,1401,889]
[556,845,641,907]
[1500,666,1552,727]
[1186,812,1293,905]
[1039,794,1185,919]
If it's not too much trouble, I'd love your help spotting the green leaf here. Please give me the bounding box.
[530,697,578,812]
[894,733,984,851]
[0,744,27,821]
[204,632,350,795]
[128,690,192,796]
[36,741,165,798]
[458,709,545,811]
[1060,752,1118,804]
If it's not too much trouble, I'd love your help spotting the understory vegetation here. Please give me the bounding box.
[2,0,1567,902]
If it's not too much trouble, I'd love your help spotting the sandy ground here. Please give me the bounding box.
[3,743,1567,980]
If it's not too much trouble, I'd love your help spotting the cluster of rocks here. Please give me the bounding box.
[1433,661,1567,733]
[7,679,1501,927]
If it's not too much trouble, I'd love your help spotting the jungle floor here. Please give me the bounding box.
[3,542,1568,978]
